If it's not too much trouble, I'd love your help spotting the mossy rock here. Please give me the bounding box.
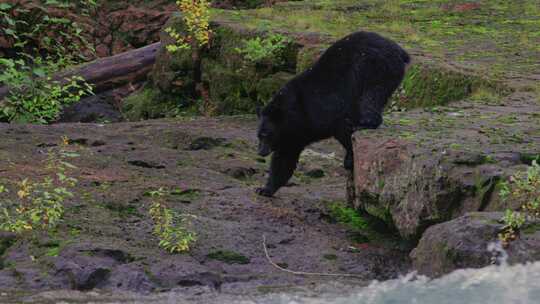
[122,87,181,121]
[392,60,511,109]
[149,13,300,116]
[203,25,297,114]
[522,223,540,235]
[323,253,337,261]
[150,13,196,96]
[0,233,16,257]
[207,25,253,67]
[327,202,368,231]
[207,250,250,264]
[203,61,254,115]
[256,72,294,104]
[146,7,515,118]
[205,67,293,114]
[364,204,394,227]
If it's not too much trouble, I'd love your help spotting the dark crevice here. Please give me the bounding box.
[478,176,500,211]
[128,160,166,169]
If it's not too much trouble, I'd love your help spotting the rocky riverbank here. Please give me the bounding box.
[1,0,539,300]
[0,117,409,294]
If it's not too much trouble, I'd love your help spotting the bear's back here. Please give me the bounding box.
[313,31,409,76]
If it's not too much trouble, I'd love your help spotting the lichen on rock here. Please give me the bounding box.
[348,93,540,241]
[411,212,540,277]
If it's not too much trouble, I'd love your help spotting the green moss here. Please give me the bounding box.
[122,87,181,121]
[135,0,534,120]
[520,153,540,166]
[293,171,314,185]
[213,0,539,78]
[203,63,292,114]
[100,201,142,218]
[347,232,370,243]
[470,87,504,105]
[498,114,519,125]
[483,155,497,164]
[154,14,299,116]
[393,62,510,109]
[359,191,394,226]
[323,253,337,261]
[328,202,369,230]
[204,62,254,114]
[377,179,385,190]
[45,246,61,257]
[256,72,294,104]
[473,174,499,210]
[207,250,250,264]
[0,236,16,257]
[29,238,72,260]
[441,243,459,263]
[304,168,325,179]
[170,188,201,201]
[203,27,297,114]
[522,223,540,235]
[364,204,393,225]
[150,13,197,96]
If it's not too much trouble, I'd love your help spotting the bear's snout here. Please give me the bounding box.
[258,141,272,157]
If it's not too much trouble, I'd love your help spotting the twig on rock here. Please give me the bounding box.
[262,234,364,279]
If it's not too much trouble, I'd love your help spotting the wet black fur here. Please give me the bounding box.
[256,31,410,197]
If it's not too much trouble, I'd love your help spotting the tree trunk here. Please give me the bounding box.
[0,42,161,106]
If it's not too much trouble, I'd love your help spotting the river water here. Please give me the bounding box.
[223,261,540,304]
[267,261,540,304]
[6,260,539,304]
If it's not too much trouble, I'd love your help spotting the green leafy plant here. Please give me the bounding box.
[148,188,196,253]
[0,136,78,234]
[499,160,540,246]
[0,57,93,123]
[165,0,211,53]
[0,1,96,61]
[0,1,95,124]
[165,0,213,115]
[235,33,291,65]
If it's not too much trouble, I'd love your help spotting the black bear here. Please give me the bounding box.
[256,31,410,197]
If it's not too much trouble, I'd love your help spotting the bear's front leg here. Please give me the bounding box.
[256,149,302,197]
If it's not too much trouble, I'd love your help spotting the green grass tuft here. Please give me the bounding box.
[207,250,250,264]
[328,202,369,231]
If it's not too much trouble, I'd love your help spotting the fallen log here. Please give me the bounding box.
[0,42,161,105]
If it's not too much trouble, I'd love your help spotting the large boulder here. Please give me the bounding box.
[348,92,540,240]
[411,212,540,277]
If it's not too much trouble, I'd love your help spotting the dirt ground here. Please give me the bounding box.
[0,116,409,296]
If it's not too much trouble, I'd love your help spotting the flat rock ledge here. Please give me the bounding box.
[348,92,540,241]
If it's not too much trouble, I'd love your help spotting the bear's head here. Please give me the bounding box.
[256,104,282,157]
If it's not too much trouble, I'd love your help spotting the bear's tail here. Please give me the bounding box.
[400,49,411,65]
